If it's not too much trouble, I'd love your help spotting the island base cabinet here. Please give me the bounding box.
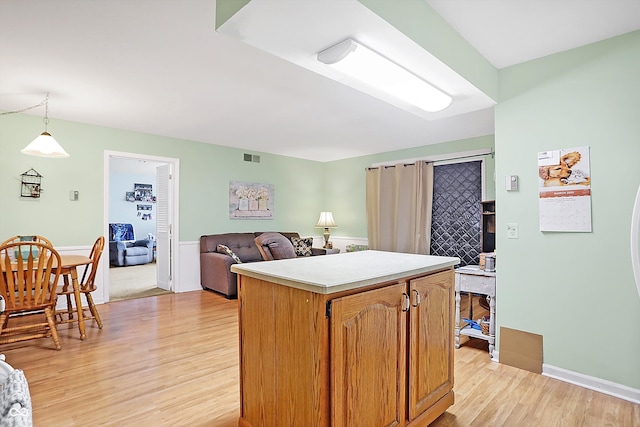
[408,272,455,423]
[237,269,455,427]
[331,270,454,427]
[238,278,330,427]
[331,283,408,427]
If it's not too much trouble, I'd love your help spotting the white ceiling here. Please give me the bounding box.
[427,0,640,69]
[1,0,638,162]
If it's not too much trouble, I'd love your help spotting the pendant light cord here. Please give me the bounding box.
[0,93,50,117]
[43,93,50,131]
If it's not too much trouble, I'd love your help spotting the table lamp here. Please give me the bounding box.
[315,212,337,248]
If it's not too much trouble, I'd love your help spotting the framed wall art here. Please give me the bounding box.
[229,181,274,220]
[134,183,155,202]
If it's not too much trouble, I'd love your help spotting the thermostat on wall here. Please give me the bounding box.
[505,175,518,191]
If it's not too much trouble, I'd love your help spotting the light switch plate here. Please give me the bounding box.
[505,175,519,191]
[69,190,79,201]
[507,223,519,239]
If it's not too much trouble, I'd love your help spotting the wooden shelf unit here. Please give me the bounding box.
[480,200,496,253]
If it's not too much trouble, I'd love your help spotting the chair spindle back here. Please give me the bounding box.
[0,241,61,310]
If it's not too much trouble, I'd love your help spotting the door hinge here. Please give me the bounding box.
[326,301,332,318]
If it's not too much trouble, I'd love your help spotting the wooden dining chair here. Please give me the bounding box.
[1,235,53,247]
[56,236,105,329]
[0,241,62,350]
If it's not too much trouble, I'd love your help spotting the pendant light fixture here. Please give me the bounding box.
[20,93,70,158]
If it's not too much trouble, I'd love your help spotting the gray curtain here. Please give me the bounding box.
[366,161,434,254]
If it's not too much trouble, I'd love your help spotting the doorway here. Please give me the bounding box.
[103,151,179,302]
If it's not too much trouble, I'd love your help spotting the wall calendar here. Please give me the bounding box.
[538,146,592,232]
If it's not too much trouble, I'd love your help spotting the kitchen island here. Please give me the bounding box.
[231,250,459,427]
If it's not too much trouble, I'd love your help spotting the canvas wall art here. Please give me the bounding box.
[229,181,274,220]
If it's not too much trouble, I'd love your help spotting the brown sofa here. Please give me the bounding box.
[200,232,329,298]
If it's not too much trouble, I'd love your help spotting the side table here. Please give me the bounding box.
[454,267,496,359]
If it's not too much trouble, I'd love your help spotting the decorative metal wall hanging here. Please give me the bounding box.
[21,168,43,198]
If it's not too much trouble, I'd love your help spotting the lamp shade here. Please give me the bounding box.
[318,39,452,113]
[21,132,70,158]
[315,212,337,228]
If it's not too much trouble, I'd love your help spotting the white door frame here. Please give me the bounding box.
[103,150,180,302]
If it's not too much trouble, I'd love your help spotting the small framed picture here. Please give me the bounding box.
[126,192,135,202]
[134,183,154,202]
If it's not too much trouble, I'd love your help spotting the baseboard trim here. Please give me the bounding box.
[542,364,640,404]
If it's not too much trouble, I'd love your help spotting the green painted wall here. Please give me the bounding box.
[495,31,640,389]
[326,135,495,239]
[215,0,251,30]
[0,113,325,245]
[0,111,489,246]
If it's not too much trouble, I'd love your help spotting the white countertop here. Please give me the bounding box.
[455,265,496,277]
[230,250,460,294]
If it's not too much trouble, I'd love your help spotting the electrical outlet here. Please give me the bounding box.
[506,223,519,239]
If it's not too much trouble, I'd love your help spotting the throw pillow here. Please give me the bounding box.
[254,233,297,260]
[291,237,313,257]
[217,244,242,263]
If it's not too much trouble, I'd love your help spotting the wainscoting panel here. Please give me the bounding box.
[177,241,202,293]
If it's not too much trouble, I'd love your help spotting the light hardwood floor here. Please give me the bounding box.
[1,291,637,426]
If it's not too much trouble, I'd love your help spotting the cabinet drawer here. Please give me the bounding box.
[456,273,495,295]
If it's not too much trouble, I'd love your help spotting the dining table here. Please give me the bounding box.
[1,253,92,340]
[58,255,93,340]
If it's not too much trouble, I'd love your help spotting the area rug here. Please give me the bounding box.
[109,263,172,302]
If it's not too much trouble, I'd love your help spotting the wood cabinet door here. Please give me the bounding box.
[407,270,454,420]
[331,283,407,427]
[238,277,277,427]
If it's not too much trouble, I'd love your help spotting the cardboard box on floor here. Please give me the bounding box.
[499,327,543,374]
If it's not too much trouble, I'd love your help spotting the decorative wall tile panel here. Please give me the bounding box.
[430,161,481,266]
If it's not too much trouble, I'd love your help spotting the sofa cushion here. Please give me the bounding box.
[291,237,313,257]
[217,244,242,264]
[125,246,149,257]
[254,233,297,261]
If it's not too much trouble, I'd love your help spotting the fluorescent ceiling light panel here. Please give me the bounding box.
[318,39,452,113]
